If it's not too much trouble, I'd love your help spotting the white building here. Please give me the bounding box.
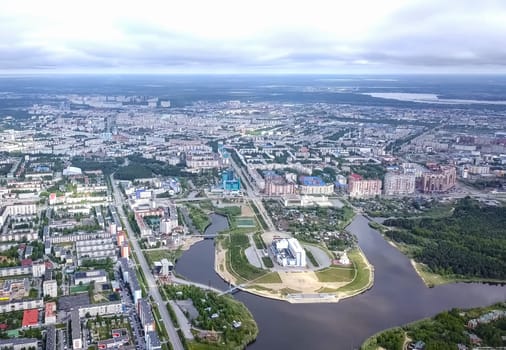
[78,301,122,318]
[32,261,46,278]
[272,238,306,267]
[74,270,107,285]
[383,172,416,196]
[43,280,58,298]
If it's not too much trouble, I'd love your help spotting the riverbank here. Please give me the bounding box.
[367,220,506,287]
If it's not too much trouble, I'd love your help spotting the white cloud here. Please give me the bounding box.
[0,0,505,73]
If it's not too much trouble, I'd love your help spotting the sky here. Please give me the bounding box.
[1,0,506,74]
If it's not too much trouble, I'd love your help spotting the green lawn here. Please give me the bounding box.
[252,272,281,284]
[143,249,179,265]
[337,249,372,293]
[70,284,90,294]
[224,233,266,282]
[315,267,354,282]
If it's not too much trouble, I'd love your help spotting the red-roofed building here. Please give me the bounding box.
[0,323,7,330]
[21,259,33,267]
[22,309,39,328]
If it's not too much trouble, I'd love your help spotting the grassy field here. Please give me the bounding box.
[143,249,179,265]
[225,233,266,282]
[305,248,320,267]
[252,272,282,284]
[252,232,266,249]
[70,284,89,294]
[261,256,274,268]
[315,267,354,282]
[337,249,372,293]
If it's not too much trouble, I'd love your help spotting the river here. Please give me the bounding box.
[175,213,506,350]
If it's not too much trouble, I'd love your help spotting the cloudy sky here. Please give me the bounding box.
[1,0,506,74]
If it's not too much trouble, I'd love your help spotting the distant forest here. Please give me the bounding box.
[383,197,506,280]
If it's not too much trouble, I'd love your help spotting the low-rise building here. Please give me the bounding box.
[0,299,43,313]
[74,270,107,285]
[78,301,122,318]
[0,338,38,350]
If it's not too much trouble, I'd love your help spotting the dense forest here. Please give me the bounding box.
[362,303,506,350]
[383,197,506,280]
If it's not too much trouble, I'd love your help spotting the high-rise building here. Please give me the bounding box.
[221,169,241,192]
[420,165,456,193]
[347,173,382,198]
[383,172,416,196]
[264,178,296,196]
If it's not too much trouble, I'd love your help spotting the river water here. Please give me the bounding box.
[175,213,506,350]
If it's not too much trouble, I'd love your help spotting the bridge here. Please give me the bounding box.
[218,283,245,296]
[171,277,244,295]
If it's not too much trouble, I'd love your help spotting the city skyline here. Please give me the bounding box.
[1,0,506,74]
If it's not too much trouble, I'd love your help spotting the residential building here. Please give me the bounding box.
[0,299,43,313]
[138,299,156,333]
[146,331,162,350]
[71,310,82,349]
[347,173,382,198]
[78,301,122,318]
[298,176,334,195]
[383,172,416,196]
[45,302,56,324]
[0,338,38,350]
[43,279,58,298]
[74,270,107,285]
[264,178,296,196]
[420,165,456,193]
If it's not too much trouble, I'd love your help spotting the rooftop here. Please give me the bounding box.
[299,176,325,186]
[22,309,38,327]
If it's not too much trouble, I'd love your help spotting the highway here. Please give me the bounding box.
[110,174,184,350]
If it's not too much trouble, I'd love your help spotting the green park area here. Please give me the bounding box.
[187,205,211,233]
[162,285,258,350]
[336,249,372,294]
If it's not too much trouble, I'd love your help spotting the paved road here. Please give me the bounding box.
[110,174,184,350]
[228,152,277,231]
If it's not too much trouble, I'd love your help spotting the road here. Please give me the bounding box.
[228,152,277,231]
[110,174,184,350]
